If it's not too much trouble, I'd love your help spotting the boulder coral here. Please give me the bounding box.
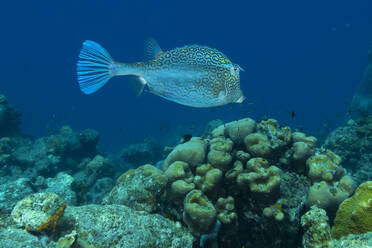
[306,175,355,211]
[164,138,207,169]
[224,118,257,145]
[165,161,192,182]
[331,181,372,239]
[305,149,356,213]
[244,133,272,159]
[215,196,237,225]
[209,137,234,153]
[306,149,344,183]
[193,164,223,197]
[183,189,217,234]
[237,158,281,203]
[292,132,317,148]
[170,180,195,198]
[207,149,233,172]
[257,118,292,151]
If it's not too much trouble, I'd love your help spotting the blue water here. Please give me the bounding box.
[1,0,371,151]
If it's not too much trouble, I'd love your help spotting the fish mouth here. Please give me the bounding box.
[236,96,245,103]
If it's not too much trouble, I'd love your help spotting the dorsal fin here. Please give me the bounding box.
[144,37,164,60]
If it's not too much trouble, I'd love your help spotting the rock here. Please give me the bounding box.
[61,204,193,248]
[0,178,34,217]
[330,232,372,248]
[11,192,66,233]
[0,228,42,248]
[44,172,77,205]
[87,177,114,204]
[119,139,163,166]
[56,230,78,248]
[103,164,167,212]
[0,95,21,137]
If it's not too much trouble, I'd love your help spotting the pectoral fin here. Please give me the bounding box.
[129,76,148,96]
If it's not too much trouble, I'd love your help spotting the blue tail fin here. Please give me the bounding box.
[77,40,116,94]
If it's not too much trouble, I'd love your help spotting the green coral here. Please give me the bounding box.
[332,181,372,239]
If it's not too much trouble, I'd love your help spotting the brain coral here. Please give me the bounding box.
[331,181,372,239]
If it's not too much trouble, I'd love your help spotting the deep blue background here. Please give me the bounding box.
[1,0,371,151]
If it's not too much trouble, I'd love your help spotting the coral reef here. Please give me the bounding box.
[0,93,368,248]
[325,116,372,184]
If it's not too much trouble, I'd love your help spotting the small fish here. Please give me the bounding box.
[289,110,296,119]
[180,134,192,144]
[77,38,245,107]
[247,101,254,105]
[274,202,289,211]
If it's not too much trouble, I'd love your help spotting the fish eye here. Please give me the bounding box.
[230,65,239,74]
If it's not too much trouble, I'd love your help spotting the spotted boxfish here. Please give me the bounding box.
[77,38,245,107]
